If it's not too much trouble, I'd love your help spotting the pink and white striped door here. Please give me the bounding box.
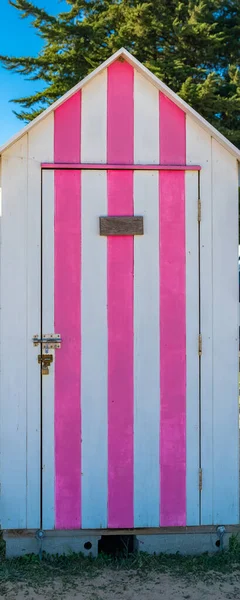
[41,60,200,531]
[41,165,199,530]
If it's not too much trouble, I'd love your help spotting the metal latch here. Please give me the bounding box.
[33,333,62,352]
[34,334,61,375]
[38,354,53,375]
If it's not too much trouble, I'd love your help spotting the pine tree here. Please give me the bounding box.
[1,0,240,147]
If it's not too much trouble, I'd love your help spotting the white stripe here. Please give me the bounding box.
[134,71,160,527]
[81,170,108,528]
[42,169,55,530]
[134,171,160,527]
[186,115,213,524]
[0,136,28,528]
[211,139,239,524]
[27,115,53,529]
[81,69,107,163]
[185,170,199,525]
[134,70,159,164]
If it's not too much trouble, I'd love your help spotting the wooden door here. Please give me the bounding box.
[41,167,199,531]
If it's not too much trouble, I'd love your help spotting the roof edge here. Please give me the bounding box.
[0,48,125,155]
[0,47,240,161]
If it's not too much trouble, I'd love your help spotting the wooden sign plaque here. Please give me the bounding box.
[99,216,144,236]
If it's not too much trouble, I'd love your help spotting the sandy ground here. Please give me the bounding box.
[2,570,240,600]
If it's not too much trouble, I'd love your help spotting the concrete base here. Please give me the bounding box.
[3,531,100,558]
[136,533,231,555]
[3,529,232,558]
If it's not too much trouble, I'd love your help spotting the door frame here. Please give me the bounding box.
[40,164,201,531]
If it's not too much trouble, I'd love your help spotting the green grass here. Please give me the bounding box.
[1,535,240,592]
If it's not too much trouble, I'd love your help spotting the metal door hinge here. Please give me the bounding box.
[199,468,203,491]
[198,334,202,357]
[198,198,201,222]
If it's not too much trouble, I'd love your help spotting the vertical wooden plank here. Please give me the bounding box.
[81,70,107,163]
[133,72,160,526]
[81,69,108,528]
[212,139,239,524]
[81,171,108,528]
[185,170,199,525]
[186,116,213,524]
[28,114,53,529]
[0,160,1,526]
[134,171,160,527]
[0,137,28,528]
[159,94,186,526]
[107,170,134,528]
[54,93,82,529]
[159,171,186,526]
[54,92,81,163]
[134,70,159,164]
[107,60,134,165]
[42,169,55,530]
[107,60,134,528]
[159,94,186,165]
[54,170,81,529]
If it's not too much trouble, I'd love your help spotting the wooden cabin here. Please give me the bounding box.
[0,48,239,556]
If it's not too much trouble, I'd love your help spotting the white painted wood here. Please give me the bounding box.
[0,159,2,214]
[81,170,108,528]
[134,171,160,527]
[185,171,199,525]
[81,70,107,163]
[0,137,28,528]
[133,74,160,525]
[28,115,54,163]
[186,116,213,524]
[27,115,54,529]
[0,159,2,527]
[42,169,55,530]
[134,71,159,164]
[211,140,239,524]
[1,49,239,161]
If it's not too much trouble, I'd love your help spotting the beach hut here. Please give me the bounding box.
[0,48,239,557]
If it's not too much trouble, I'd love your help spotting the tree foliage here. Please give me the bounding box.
[1,0,240,146]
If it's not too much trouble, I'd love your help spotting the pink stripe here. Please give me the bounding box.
[107,61,134,164]
[54,93,81,529]
[54,92,81,162]
[42,163,201,171]
[107,171,134,528]
[160,93,186,165]
[160,93,186,526]
[107,60,134,528]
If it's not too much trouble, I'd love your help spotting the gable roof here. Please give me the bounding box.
[0,47,240,161]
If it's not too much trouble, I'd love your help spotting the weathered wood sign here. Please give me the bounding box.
[99,216,144,236]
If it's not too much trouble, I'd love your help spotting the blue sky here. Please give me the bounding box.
[0,0,67,146]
